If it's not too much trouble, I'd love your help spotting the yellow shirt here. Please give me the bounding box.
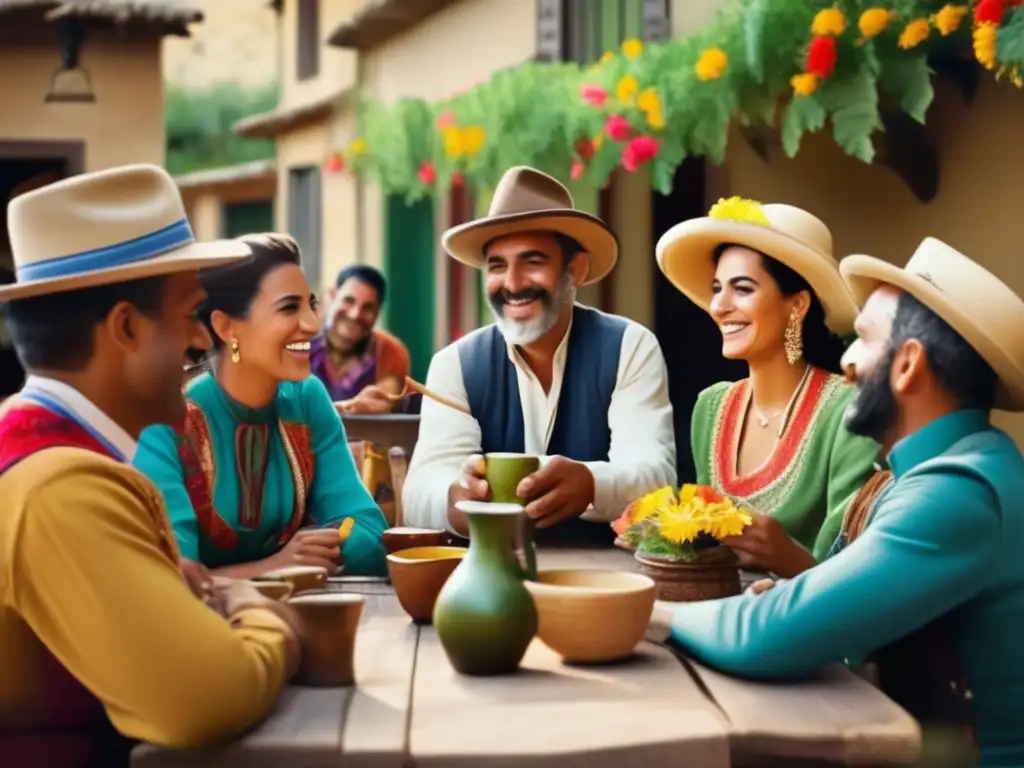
[0,447,295,748]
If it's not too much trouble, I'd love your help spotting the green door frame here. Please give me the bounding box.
[383,194,435,382]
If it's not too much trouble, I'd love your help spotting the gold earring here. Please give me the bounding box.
[230,339,241,364]
[784,312,803,365]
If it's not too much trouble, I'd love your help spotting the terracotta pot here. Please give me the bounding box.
[387,546,467,623]
[634,551,741,602]
[382,526,450,555]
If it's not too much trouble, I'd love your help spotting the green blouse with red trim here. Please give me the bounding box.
[690,368,881,561]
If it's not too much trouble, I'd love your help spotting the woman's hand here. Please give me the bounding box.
[264,528,343,573]
[719,515,816,578]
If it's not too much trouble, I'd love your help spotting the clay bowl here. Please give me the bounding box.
[382,526,450,555]
[524,568,656,664]
[386,546,467,623]
[247,580,294,601]
[256,565,328,594]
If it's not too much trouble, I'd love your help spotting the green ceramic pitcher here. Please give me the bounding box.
[432,501,538,676]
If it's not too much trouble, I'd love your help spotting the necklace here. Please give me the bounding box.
[750,365,811,438]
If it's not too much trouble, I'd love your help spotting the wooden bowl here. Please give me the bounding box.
[382,526,450,554]
[386,546,467,623]
[257,565,328,594]
[247,580,294,600]
[525,568,656,664]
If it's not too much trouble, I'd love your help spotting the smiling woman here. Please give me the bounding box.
[656,200,882,580]
[132,233,389,579]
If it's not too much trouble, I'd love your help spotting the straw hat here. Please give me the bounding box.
[841,237,1024,412]
[442,166,618,284]
[655,197,859,333]
[0,163,250,302]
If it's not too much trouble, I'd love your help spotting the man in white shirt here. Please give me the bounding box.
[402,166,677,543]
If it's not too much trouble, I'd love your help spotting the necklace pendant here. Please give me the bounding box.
[757,414,769,428]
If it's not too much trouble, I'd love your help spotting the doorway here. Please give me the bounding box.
[0,140,84,395]
[652,159,745,482]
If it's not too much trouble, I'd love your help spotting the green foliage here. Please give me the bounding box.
[343,0,1024,198]
[165,83,279,175]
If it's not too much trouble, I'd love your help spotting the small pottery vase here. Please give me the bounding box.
[634,546,741,602]
[433,501,538,676]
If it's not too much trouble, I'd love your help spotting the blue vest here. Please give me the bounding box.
[458,305,627,546]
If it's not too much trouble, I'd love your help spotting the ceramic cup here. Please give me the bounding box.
[382,526,450,555]
[484,453,540,580]
[288,592,365,686]
[247,580,294,601]
[386,546,467,623]
[259,565,328,594]
[484,452,540,504]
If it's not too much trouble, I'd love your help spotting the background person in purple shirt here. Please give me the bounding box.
[310,264,411,414]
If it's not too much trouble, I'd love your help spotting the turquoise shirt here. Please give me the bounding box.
[134,372,387,576]
[668,409,1024,765]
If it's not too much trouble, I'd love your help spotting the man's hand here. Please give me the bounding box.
[179,558,214,603]
[211,578,304,679]
[447,454,490,535]
[719,515,815,578]
[516,456,595,529]
[745,578,777,596]
[338,385,395,415]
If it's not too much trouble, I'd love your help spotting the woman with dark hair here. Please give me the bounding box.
[134,233,388,577]
[655,199,880,578]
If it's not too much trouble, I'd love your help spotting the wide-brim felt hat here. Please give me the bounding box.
[655,197,859,334]
[0,163,250,301]
[841,237,1024,412]
[441,166,618,285]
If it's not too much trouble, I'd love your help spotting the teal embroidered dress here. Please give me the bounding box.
[133,372,387,575]
[690,368,881,561]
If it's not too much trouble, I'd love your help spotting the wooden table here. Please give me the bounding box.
[132,550,922,767]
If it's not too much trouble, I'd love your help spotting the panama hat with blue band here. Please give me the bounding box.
[0,163,250,302]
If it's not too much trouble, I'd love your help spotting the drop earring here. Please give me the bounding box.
[230,339,241,364]
[784,312,803,365]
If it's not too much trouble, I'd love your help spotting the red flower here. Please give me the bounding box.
[417,162,437,185]
[570,161,585,180]
[605,115,632,142]
[435,110,456,129]
[806,36,838,79]
[696,485,724,504]
[581,84,608,107]
[611,503,636,535]
[1007,0,1024,6]
[450,172,465,187]
[621,135,658,172]
[975,0,1006,24]
[576,137,596,159]
[322,153,344,173]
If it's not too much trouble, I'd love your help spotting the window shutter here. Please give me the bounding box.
[536,0,565,61]
[642,0,671,41]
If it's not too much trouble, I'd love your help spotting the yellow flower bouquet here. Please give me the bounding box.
[612,484,752,564]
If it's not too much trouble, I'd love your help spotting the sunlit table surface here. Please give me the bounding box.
[132,548,921,768]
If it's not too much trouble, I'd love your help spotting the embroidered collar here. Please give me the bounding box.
[19,375,137,462]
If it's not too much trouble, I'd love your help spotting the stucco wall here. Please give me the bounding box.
[162,0,279,89]
[279,0,359,108]
[357,0,538,346]
[2,40,164,170]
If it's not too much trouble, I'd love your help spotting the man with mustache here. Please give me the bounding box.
[402,166,676,542]
[310,264,411,414]
[652,238,1024,765]
[0,165,305,764]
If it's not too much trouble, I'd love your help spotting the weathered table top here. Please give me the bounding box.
[132,549,922,767]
